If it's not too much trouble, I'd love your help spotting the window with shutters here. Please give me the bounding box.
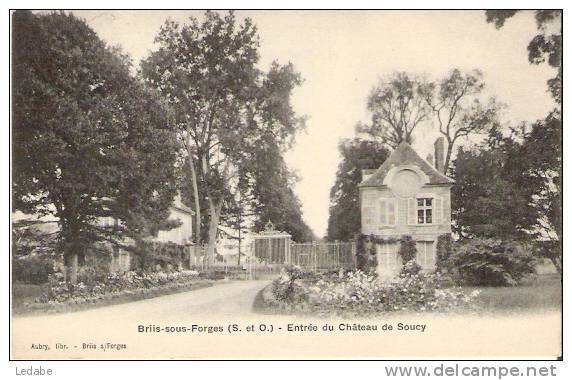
[361,191,377,229]
[379,199,396,226]
[417,198,433,224]
[412,196,443,225]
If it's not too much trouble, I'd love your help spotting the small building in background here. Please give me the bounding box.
[111,194,194,272]
[13,194,194,273]
[358,138,454,277]
[154,194,194,246]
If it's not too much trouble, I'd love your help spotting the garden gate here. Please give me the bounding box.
[249,221,356,275]
[187,222,357,280]
[251,221,293,265]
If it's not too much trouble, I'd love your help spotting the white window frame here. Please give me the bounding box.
[417,197,433,225]
[408,194,443,226]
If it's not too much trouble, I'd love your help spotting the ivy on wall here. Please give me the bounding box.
[355,233,453,276]
[356,234,417,272]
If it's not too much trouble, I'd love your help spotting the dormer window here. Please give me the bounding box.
[417,198,433,224]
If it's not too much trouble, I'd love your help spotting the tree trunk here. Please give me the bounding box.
[206,198,223,266]
[237,225,242,266]
[62,222,80,284]
[77,252,84,266]
[67,254,78,284]
[550,257,562,277]
[186,141,202,246]
[237,192,242,266]
[64,243,79,285]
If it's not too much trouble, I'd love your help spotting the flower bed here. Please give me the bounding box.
[16,270,213,315]
[264,265,480,316]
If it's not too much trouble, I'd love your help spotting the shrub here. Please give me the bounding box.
[76,265,109,286]
[355,235,368,271]
[12,226,56,258]
[398,235,417,264]
[399,260,422,277]
[130,241,188,272]
[13,255,55,285]
[444,238,537,286]
[271,266,310,303]
[355,235,377,273]
[129,241,155,272]
[435,234,453,271]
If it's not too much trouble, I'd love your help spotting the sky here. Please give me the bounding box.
[68,10,557,238]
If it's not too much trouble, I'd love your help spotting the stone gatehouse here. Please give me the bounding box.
[358,138,453,277]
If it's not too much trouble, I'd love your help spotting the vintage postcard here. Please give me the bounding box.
[9,9,562,361]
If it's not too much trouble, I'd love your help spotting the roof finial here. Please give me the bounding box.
[264,220,275,231]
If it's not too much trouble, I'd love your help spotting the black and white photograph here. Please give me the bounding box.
[8,8,564,363]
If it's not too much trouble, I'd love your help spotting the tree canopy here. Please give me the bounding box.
[485,10,561,272]
[326,138,389,241]
[451,130,542,241]
[357,72,430,149]
[241,137,315,242]
[141,11,310,255]
[420,69,501,173]
[358,70,501,174]
[12,11,179,281]
[486,10,561,102]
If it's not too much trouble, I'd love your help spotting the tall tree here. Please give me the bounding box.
[141,11,306,261]
[486,10,562,272]
[450,133,541,241]
[486,10,561,102]
[221,181,249,264]
[326,138,389,241]
[12,11,178,283]
[520,111,562,242]
[357,72,431,149]
[243,137,315,242]
[420,69,501,174]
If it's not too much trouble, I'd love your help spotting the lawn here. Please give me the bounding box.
[460,274,561,313]
[12,282,46,309]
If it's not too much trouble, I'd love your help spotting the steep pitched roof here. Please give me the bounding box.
[358,141,453,187]
[172,193,195,215]
[172,203,194,215]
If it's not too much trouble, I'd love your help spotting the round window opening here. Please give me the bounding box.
[391,169,422,198]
